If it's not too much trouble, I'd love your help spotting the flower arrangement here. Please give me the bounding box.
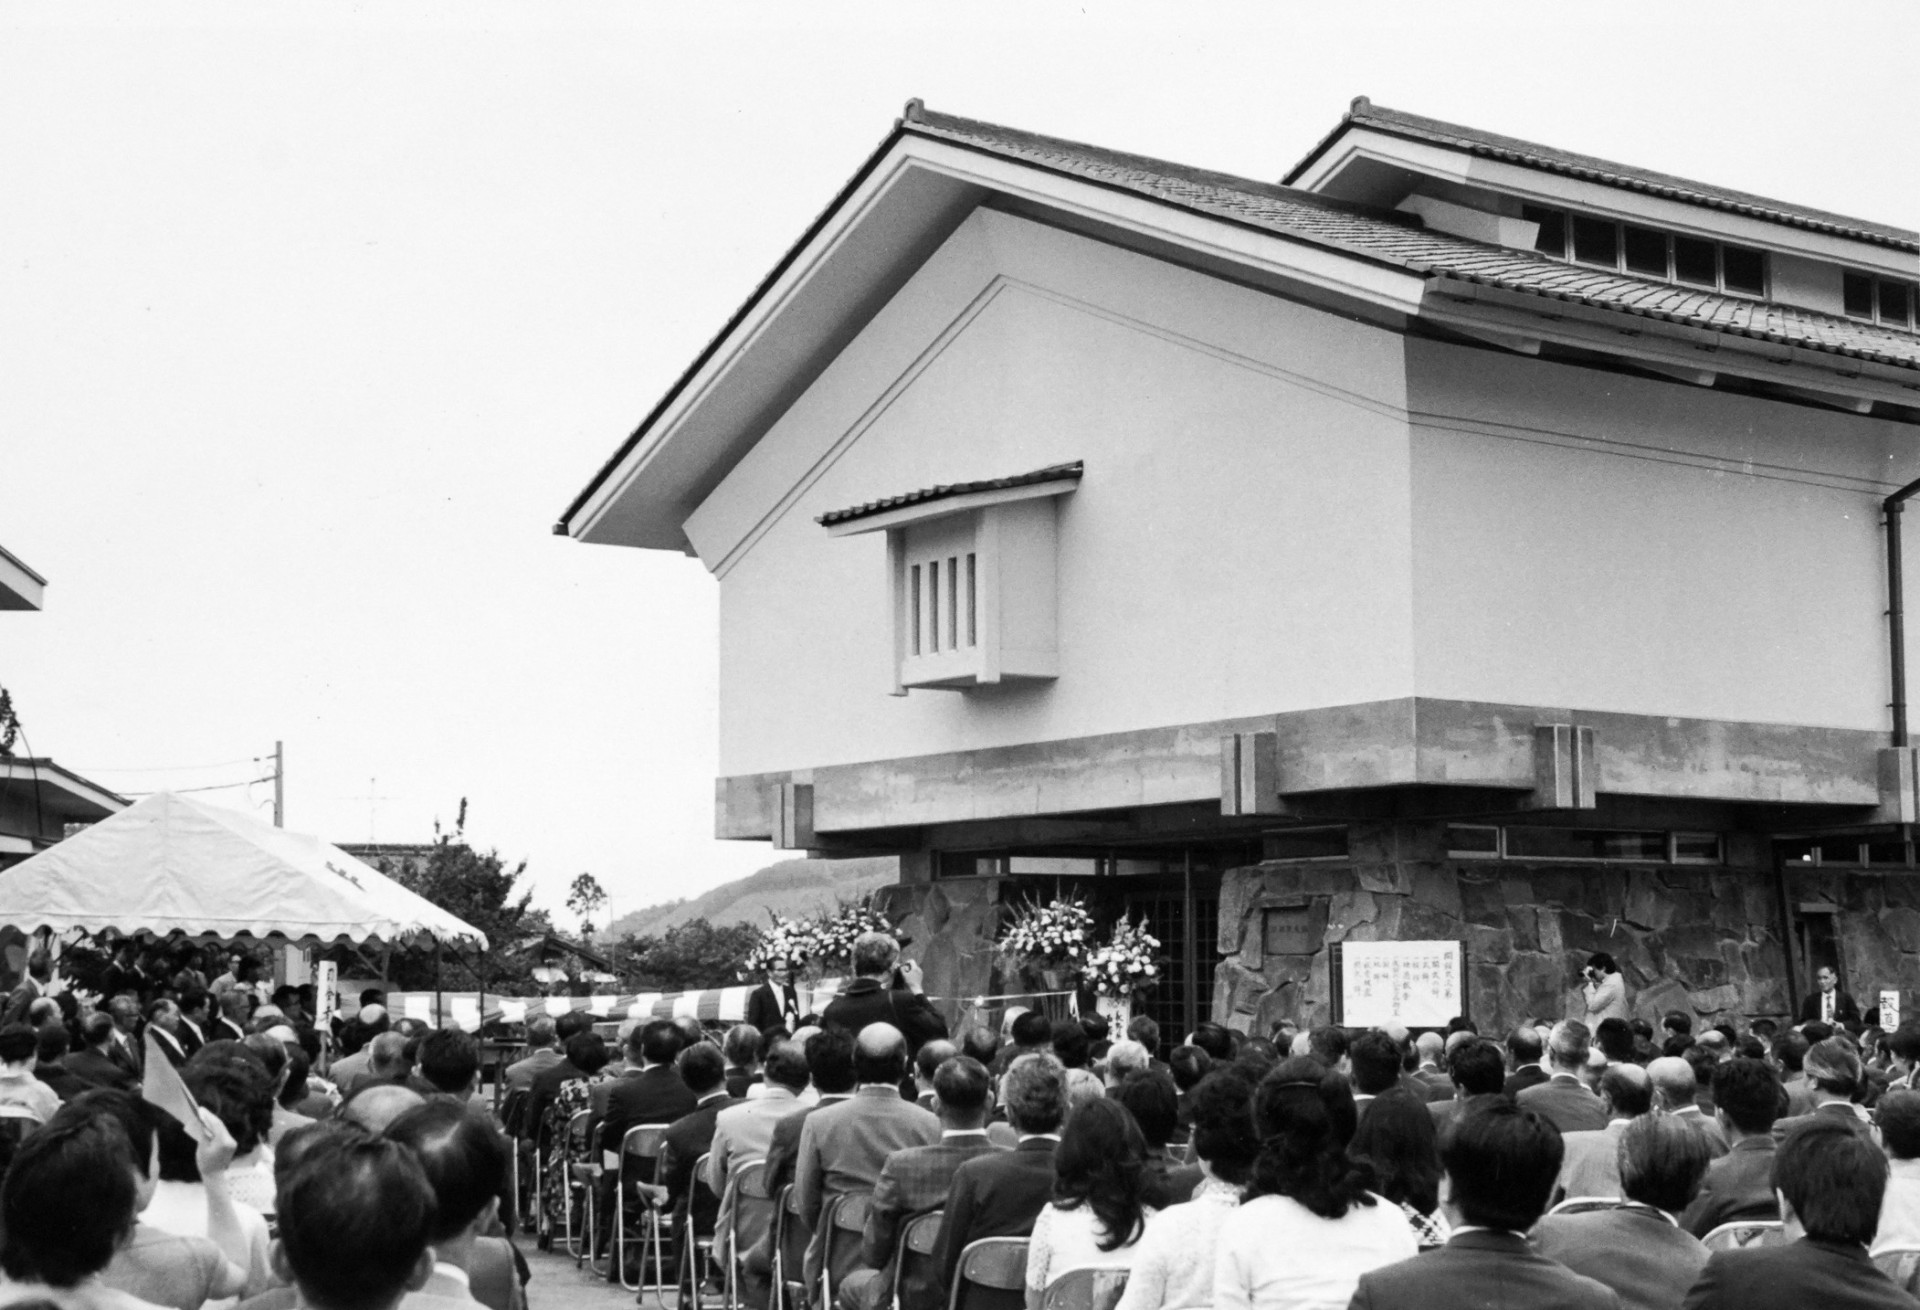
[743,912,815,978]
[809,896,893,975]
[1084,916,1162,998]
[997,894,1095,976]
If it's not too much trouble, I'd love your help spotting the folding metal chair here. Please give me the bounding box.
[770,1183,810,1310]
[1701,1220,1786,1251]
[817,1191,873,1310]
[617,1124,673,1301]
[891,1210,944,1310]
[1039,1268,1129,1310]
[676,1151,719,1310]
[1874,1246,1920,1295]
[1546,1196,1624,1216]
[561,1110,601,1266]
[720,1158,772,1310]
[946,1237,1029,1310]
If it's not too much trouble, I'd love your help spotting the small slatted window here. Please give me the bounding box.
[1571,215,1618,267]
[966,554,978,647]
[909,566,922,655]
[1623,225,1668,277]
[928,560,940,652]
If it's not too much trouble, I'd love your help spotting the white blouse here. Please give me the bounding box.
[1113,1176,1244,1310]
[1025,1200,1154,1298]
[1212,1192,1416,1310]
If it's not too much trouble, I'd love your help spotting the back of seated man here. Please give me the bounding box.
[412,1029,482,1102]
[1517,1021,1609,1135]
[1349,1100,1619,1310]
[66,1011,139,1093]
[274,1130,441,1310]
[1869,1089,1920,1256]
[911,1040,954,1112]
[931,1054,1066,1297]
[1682,1058,1783,1237]
[836,1055,1001,1310]
[33,1024,87,1104]
[0,1105,149,1304]
[991,1011,1052,1076]
[386,1099,520,1310]
[1535,1114,1712,1307]
[1683,1117,1911,1310]
[648,1042,735,1243]
[345,1033,414,1099]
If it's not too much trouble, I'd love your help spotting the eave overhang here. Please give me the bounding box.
[0,759,129,821]
[0,545,47,611]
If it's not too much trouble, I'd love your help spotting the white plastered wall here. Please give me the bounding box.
[691,208,1418,776]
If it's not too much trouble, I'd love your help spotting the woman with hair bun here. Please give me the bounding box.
[1023,1097,1156,1308]
[1213,1057,1415,1309]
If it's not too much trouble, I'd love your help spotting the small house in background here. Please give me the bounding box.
[560,99,1920,1037]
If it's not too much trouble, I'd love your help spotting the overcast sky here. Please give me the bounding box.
[2,1,1914,925]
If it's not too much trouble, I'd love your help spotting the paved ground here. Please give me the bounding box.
[521,1243,646,1310]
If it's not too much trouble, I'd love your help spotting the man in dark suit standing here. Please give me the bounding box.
[836,1054,1000,1310]
[1350,1100,1620,1310]
[820,933,946,1058]
[1684,1058,1783,1237]
[1681,1117,1913,1310]
[0,950,52,1028]
[143,998,189,1067]
[1517,1021,1610,1135]
[931,1054,1066,1306]
[747,970,803,1036]
[1799,966,1862,1028]
[1503,1025,1548,1099]
[1535,1115,1713,1307]
[64,1012,138,1091]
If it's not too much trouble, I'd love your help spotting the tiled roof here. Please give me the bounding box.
[1288,99,1918,254]
[902,106,1920,374]
[817,461,1084,527]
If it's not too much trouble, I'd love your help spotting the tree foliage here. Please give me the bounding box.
[615,918,762,992]
[566,872,608,940]
[354,798,550,990]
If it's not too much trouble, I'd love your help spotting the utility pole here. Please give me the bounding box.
[273,741,284,828]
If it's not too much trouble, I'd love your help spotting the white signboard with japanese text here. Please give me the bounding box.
[1883,989,1902,1033]
[1336,940,1465,1029]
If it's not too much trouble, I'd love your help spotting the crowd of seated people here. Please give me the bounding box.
[15,930,1920,1310]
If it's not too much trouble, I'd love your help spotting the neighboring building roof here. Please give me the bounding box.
[0,758,129,820]
[0,543,47,611]
[900,106,1920,373]
[1284,98,1920,254]
[817,461,1085,527]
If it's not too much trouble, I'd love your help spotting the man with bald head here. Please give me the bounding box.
[1517,1020,1609,1134]
[1555,1062,1652,1202]
[793,1022,940,1290]
[344,1032,415,1099]
[1650,1055,1730,1158]
[1413,1031,1453,1103]
[342,1082,428,1134]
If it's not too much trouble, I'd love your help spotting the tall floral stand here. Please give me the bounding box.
[1038,968,1080,1020]
[1095,993,1132,1029]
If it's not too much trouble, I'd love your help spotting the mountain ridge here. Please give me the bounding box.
[607,855,898,940]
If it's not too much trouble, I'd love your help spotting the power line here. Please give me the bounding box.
[71,757,265,774]
[121,775,276,797]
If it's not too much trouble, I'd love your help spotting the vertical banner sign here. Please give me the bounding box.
[1884,989,1902,1033]
[313,960,339,1025]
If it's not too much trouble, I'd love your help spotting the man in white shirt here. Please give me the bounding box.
[1871,1088,1920,1255]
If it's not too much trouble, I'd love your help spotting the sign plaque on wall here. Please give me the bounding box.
[1263,907,1314,956]
[1331,939,1466,1028]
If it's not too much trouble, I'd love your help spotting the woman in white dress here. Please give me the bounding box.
[1115,1068,1259,1310]
[1024,1097,1156,1309]
[1213,1058,1416,1310]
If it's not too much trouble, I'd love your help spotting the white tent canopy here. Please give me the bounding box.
[0,791,485,950]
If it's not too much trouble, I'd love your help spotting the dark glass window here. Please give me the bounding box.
[1571,216,1619,267]
[1674,237,1718,286]
[1881,280,1913,328]
[1524,205,1567,257]
[1505,828,1665,861]
[1623,226,1668,277]
[1445,825,1500,857]
[1813,837,1865,865]
[1867,838,1912,867]
[1845,272,1877,318]
[1721,245,1765,296]
[1263,828,1348,861]
[1672,833,1723,863]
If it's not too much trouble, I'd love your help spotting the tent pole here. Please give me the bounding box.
[433,940,443,1029]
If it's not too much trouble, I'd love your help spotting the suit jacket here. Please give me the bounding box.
[931,1136,1058,1300]
[1681,1136,1778,1238]
[820,979,947,1055]
[525,1059,587,1149]
[148,1027,189,1068]
[1518,1075,1611,1134]
[596,1064,697,1156]
[211,1017,247,1044]
[0,978,43,1028]
[1772,1100,1876,1147]
[794,1083,941,1224]
[1557,1119,1631,1202]
[1416,1066,1456,1104]
[1506,1064,1550,1099]
[1681,1237,1915,1310]
[1668,1105,1731,1158]
[661,1092,737,1229]
[1534,1204,1710,1310]
[1350,1228,1621,1310]
[862,1133,1001,1310]
[33,1060,87,1103]
[764,1094,845,1197]
[64,1047,138,1092]
[1799,989,1862,1026]
[107,1028,142,1077]
[747,980,802,1034]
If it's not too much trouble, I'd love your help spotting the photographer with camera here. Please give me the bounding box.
[1580,953,1629,1028]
